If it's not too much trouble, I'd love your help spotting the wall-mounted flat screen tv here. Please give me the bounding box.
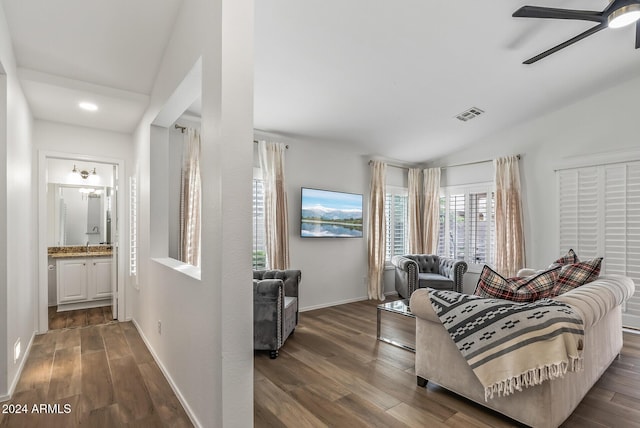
[301,188,363,238]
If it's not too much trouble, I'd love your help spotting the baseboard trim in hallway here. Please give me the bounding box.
[130,318,202,428]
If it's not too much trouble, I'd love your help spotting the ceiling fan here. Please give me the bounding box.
[513,0,640,64]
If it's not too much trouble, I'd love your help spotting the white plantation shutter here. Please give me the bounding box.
[468,192,492,264]
[439,186,494,269]
[252,178,266,269]
[558,168,599,259]
[448,194,466,260]
[437,196,445,256]
[557,162,640,328]
[385,189,408,261]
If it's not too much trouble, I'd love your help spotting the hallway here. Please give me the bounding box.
[0,322,192,427]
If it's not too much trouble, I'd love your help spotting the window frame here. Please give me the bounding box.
[252,169,267,270]
[384,185,409,266]
[439,182,495,273]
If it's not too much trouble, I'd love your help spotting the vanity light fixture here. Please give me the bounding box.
[72,165,97,180]
[79,101,98,112]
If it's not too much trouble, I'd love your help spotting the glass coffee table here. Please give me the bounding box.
[376,299,416,352]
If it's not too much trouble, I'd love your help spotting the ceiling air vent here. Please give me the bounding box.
[455,107,484,122]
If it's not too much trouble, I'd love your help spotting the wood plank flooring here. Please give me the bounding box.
[255,298,640,428]
[0,322,192,428]
[48,305,114,330]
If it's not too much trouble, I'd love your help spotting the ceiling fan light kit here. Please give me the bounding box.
[608,4,640,28]
[513,0,640,63]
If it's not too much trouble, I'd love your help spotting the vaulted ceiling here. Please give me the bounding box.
[4,0,640,162]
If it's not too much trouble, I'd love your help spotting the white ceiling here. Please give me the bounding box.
[255,0,640,163]
[2,0,182,133]
[3,0,640,158]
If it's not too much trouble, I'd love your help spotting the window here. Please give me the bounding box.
[385,187,408,261]
[253,177,267,270]
[438,185,495,270]
[557,161,640,329]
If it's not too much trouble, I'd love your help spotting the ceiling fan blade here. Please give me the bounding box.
[636,20,640,49]
[603,0,623,15]
[523,23,607,64]
[513,6,603,23]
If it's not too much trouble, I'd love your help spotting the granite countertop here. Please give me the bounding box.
[48,245,113,259]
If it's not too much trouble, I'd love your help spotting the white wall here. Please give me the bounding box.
[256,133,369,308]
[0,1,36,400]
[430,74,640,291]
[34,120,132,161]
[255,131,405,308]
[130,1,254,427]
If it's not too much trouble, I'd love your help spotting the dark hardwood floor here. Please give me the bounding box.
[255,298,640,428]
[0,322,192,428]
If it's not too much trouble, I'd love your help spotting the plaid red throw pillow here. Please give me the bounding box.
[553,249,579,265]
[474,265,561,302]
[550,257,603,296]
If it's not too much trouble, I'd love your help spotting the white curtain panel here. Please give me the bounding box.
[367,160,387,301]
[494,155,525,277]
[180,128,202,267]
[259,141,290,270]
[422,167,441,254]
[408,168,423,254]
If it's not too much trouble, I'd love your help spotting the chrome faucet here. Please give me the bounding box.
[86,241,90,253]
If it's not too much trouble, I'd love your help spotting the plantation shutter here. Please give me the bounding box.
[557,167,599,259]
[557,162,640,329]
[468,192,494,264]
[385,191,408,261]
[448,194,466,260]
[437,196,446,256]
[252,178,266,269]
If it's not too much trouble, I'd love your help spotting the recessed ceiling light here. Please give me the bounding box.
[79,102,98,112]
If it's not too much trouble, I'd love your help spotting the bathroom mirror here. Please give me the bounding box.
[47,183,112,246]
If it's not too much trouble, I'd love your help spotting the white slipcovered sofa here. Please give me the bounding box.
[410,274,635,428]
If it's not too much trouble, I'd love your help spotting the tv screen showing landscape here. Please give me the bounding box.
[301,188,363,238]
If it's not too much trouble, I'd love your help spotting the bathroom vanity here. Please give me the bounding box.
[49,246,113,311]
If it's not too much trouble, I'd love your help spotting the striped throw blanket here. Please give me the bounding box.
[429,289,584,400]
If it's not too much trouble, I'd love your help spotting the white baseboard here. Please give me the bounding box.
[55,299,111,312]
[2,330,37,402]
[300,290,398,312]
[130,319,202,428]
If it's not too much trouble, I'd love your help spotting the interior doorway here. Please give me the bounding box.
[37,151,126,333]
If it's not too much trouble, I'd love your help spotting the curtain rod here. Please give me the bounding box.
[368,154,521,170]
[367,160,411,170]
[253,140,289,149]
[442,154,520,170]
[174,124,186,133]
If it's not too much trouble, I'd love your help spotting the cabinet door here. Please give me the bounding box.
[91,258,113,299]
[58,259,88,303]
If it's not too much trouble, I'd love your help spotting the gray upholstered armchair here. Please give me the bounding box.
[391,254,467,298]
[253,269,301,359]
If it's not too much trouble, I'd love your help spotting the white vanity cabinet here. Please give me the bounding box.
[57,257,112,308]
